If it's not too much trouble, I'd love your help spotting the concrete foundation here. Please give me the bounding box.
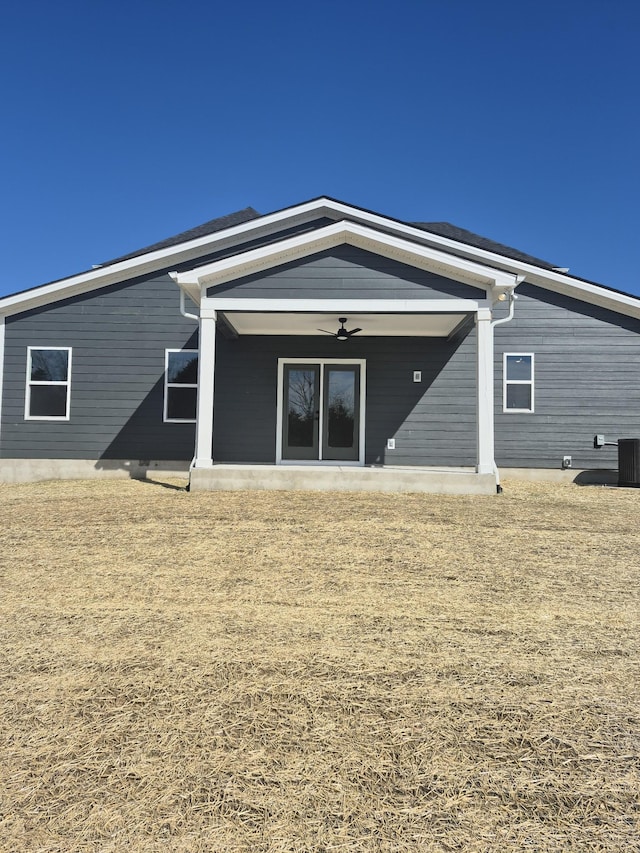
[0,459,190,484]
[189,464,498,495]
[0,459,619,492]
[500,467,618,485]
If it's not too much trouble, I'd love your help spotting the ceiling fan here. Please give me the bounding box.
[318,317,362,341]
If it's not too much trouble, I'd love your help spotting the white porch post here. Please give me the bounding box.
[193,309,217,468]
[476,307,495,475]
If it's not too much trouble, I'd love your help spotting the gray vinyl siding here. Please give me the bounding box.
[213,333,477,466]
[207,246,481,300]
[494,284,640,469]
[2,271,198,461]
[4,237,640,473]
[1,239,479,466]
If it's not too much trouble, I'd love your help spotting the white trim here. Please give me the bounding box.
[201,298,486,318]
[475,312,495,474]
[193,313,217,467]
[2,197,640,321]
[176,220,517,293]
[164,349,198,423]
[25,346,72,421]
[503,352,535,413]
[0,201,344,315]
[276,358,366,466]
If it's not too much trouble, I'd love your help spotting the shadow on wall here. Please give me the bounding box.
[92,329,476,475]
[94,373,195,478]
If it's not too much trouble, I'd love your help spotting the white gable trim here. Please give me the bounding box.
[0,199,340,316]
[174,220,517,298]
[1,196,639,320]
[525,271,640,319]
[300,201,640,319]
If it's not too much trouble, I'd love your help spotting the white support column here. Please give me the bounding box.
[476,307,495,475]
[193,310,217,468]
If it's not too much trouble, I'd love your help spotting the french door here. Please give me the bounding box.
[279,360,364,463]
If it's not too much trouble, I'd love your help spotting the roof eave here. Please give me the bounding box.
[1,196,639,320]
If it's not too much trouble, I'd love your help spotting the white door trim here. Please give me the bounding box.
[276,358,366,466]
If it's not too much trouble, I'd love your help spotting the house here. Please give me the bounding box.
[1,197,639,494]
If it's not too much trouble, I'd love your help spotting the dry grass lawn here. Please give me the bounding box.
[0,477,639,852]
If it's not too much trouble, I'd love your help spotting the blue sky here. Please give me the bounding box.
[1,0,639,297]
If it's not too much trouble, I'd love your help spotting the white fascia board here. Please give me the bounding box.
[405,235,640,319]
[0,255,197,317]
[176,221,517,296]
[3,194,638,320]
[0,201,333,317]
[300,200,640,320]
[521,270,640,319]
[200,298,487,318]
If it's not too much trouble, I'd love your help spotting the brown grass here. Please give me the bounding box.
[0,477,638,852]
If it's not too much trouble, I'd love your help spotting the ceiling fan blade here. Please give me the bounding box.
[347,328,362,336]
[317,329,336,335]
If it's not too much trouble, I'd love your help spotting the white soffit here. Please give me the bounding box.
[222,312,467,337]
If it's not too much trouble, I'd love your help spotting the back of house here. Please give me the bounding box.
[1,198,639,493]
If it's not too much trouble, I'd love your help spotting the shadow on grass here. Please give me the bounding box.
[572,469,618,486]
[133,475,188,492]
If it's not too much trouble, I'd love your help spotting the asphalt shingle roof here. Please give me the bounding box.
[102,207,557,271]
[411,222,557,270]
[97,191,559,272]
[101,207,261,265]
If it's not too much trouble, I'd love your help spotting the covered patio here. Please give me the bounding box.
[172,220,522,494]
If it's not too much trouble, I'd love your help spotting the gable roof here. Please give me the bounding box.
[102,207,261,265]
[104,210,558,273]
[412,222,557,271]
[1,196,639,321]
[2,207,263,301]
[175,219,518,296]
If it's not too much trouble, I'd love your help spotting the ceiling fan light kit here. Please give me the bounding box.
[318,317,362,341]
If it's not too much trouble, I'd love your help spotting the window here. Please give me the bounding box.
[165,349,198,422]
[503,353,534,412]
[26,347,72,420]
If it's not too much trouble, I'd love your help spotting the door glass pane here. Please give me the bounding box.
[287,368,317,447]
[327,369,355,448]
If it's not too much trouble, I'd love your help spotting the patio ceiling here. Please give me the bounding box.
[220,311,470,337]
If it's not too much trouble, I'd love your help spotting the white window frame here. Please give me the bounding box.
[503,352,535,413]
[25,346,72,421]
[164,349,198,423]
